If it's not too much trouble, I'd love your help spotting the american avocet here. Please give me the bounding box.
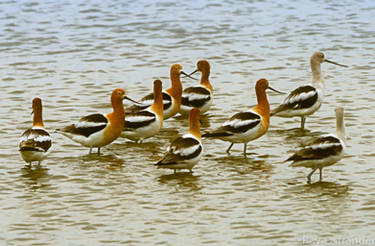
[128,64,194,120]
[179,60,213,115]
[58,88,137,155]
[202,79,284,157]
[19,98,52,165]
[155,107,202,173]
[286,106,346,183]
[121,80,163,142]
[271,52,347,129]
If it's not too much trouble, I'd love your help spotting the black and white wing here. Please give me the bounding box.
[272,85,319,115]
[123,110,156,131]
[181,86,211,108]
[156,135,202,165]
[287,135,344,162]
[61,113,108,137]
[203,111,261,137]
[19,128,52,152]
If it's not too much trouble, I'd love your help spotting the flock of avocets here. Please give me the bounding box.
[19,51,348,183]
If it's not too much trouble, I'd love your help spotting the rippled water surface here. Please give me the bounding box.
[1,0,375,245]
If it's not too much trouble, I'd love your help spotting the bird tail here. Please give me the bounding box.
[285,156,294,162]
[55,124,74,134]
[270,103,287,116]
[155,154,177,166]
[270,107,279,117]
[284,154,304,166]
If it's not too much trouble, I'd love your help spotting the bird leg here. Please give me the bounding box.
[301,117,306,129]
[307,166,319,183]
[226,143,234,154]
[97,147,101,156]
[319,167,323,182]
[243,143,247,158]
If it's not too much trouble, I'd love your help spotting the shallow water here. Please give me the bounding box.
[1,0,375,245]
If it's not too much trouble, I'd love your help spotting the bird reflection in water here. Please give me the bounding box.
[287,180,349,198]
[158,172,201,191]
[79,153,125,169]
[20,164,49,190]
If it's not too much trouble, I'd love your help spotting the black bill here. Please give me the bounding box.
[325,59,348,67]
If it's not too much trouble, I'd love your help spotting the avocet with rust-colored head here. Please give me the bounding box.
[203,79,284,157]
[156,108,202,173]
[121,80,164,143]
[19,97,52,165]
[58,88,137,155]
[179,60,213,115]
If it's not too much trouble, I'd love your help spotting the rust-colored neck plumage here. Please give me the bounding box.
[150,80,163,121]
[108,90,125,128]
[254,79,270,124]
[189,108,201,140]
[200,66,212,92]
[32,98,44,128]
[166,65,183,104]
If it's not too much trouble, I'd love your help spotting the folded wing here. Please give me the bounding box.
[156,136,202,165]
[272,85,318,115]
[61,113,108,137]
[182,86,211,108]
[123,110,156,130]
[19,128,52,152]
[203,111,261,137]
[287,135,343,162]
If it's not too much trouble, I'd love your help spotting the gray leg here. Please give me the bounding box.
[307,166,319,183]
[319,168,323,182]
[89,147,93,154]
[226,143,234,153]
[97,147,101,156]
[243,143,247,157]
[301,117,306,129]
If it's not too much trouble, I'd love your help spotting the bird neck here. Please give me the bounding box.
[255,88,270,118]
[109,97,125,127]
[189,116,201,140]
[150,89,164,121]
[167,71,182,102]
[311,60,323,83]
[336,110,346,142]
[200,70,212,92]
[33,107,44,128]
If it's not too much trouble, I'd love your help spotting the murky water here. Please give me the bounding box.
[1,0,375,245]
